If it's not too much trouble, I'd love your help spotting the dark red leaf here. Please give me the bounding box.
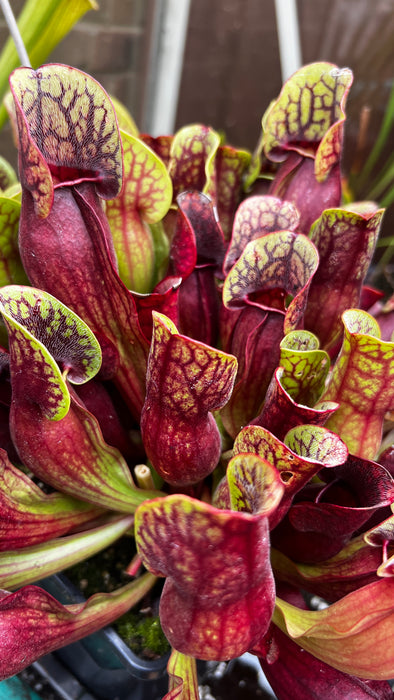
[141,313,237,486]
[254,623,393,699]
[135,494,275,660]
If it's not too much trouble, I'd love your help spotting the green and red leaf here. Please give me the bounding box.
[140,134,173,166]
[255,621,393,699]
[226,452,285,516]
[305,208,384,352]
[271,535,388,602]
[9,63,123,217]
[106,129,172,292]
[278,330,331,405]
[170,191,225,344]
[141,313,237,485]
[323,309,394,459]
[19,181,150,417]
[0,196,28,286]
[215,144,251,240]
[11,63,150,417]
[223,195,300,275]
[222,231,319,334]
[272,454,394,563]
[253,330,336,438]
[165,650,199,700]
[221,233,319,434]
[233,424,347,528]
[11,389,161,512]
[0,156,17,191]
[364,513,394,577]
[0,285,102,419]
[174,190,226,270]
[135,494,275,660]
[254,367,338,440]
[0,572,156,680]
[219,307,285,436]
[262,63,353,234]
[263,62,353,181]
[273,578,394,679]
[168,124,220,202]
[0,286,160,510]
[0,0,98,131]
[0,448,102,550]
[0,514,133,589]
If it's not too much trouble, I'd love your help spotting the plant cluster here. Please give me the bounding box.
[0,58,392,699]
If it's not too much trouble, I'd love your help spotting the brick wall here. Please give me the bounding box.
[50,0,150,126]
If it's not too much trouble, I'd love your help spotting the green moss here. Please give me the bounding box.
[115,612,170,659]
[65,537,168,659]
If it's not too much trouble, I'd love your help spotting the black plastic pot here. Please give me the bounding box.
[38,574,170,700]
